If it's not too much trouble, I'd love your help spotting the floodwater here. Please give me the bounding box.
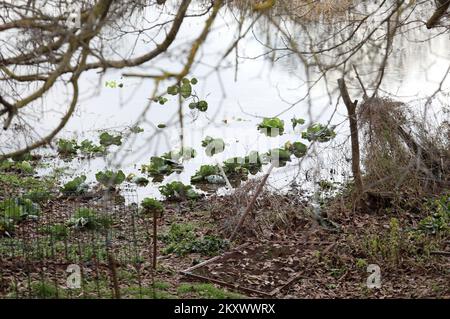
[3,1,449,200]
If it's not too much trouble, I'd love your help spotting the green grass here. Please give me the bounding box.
[177,283,244,299]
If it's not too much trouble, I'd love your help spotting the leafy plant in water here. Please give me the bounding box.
[257,118,285,137]
[141,157,184,181]
[61,175,89,195]
[57,139,78,157]
[291,117,305,129]
[265,148,292,167]
[302,124,336,142]
[79,139,106,156]
[130,125,144,133]
[99,132,122,147]
[223,157,249,180]
[191,165,221,183]
[201,136,225,156]
[162,147,197,161]
[284,141,307,158]
[133,176,150,187]
[95,170,126,188]
[159,181,200,201]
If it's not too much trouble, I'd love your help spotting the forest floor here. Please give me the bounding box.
[0,169,449,299]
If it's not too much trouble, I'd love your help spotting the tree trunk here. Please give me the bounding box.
[338,78,364,199]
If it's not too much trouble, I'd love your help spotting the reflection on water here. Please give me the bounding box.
[2,1,449,200]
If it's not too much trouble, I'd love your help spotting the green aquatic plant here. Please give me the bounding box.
[61,175,89,195]
[142,156,184,181]
[302,124,336,142]
[130,125,144,133]
[79,139,106,156]
[266,148,292,167]
[99,132,122,147]
[57,139,78,157]
[284,141,307,158]
[159,181,200,201]
[291,117,305,129]
[95,170,126,188]
[201,136,225,156]
[162,147,197,161]
[191,165,221,183]
[257,117,285,137]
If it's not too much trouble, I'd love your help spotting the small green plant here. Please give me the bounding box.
[302,123,336,142]
[201,136,225,156]
[418,195,449,235]
[0,197,40,236]
[159,181,200,201]
[132,176,149,187]
[61,175,89,195]
[40,224,69,240]
[141,198,164,216]
[99,132,122,147]
[24,189,51,203]
[130,125,144,133]
[191,165,221,184]
[57,139,78,156]
[257,117,285,137]
[265,148,292,167]
[355,258,368,270]
[188,100,208,112]
[162,147,197,161]
[160,223,228,256]
[79,139,106,156]
[0,160,34,174]
[67,208,112,231]
[141,157,183,181]
[31,281,61,299]
[177,283,243,299]
[95,170,126,188]
[291,117,305,129]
